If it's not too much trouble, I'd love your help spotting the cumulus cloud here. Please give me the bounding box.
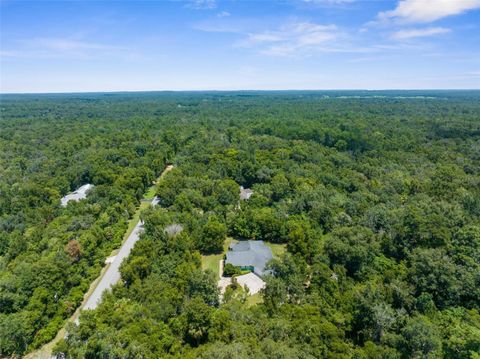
[378,0,480,23]
[391,26,451,40]
[240,22,339,56]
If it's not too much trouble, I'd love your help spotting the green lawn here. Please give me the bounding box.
[201,238,234,278]
[201,239,282,307]
[202,252,222,276]
[126,201,150,239]
[143,186,157,200]
[246,292,263,307]
[266,242,287,257]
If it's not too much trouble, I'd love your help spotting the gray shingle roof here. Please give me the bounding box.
[225,240,273,277]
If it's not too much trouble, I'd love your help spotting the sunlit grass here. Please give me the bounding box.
[266,242,287,258]
[143,186,157,200]
[201,238,234,278]
[246,292,263,307]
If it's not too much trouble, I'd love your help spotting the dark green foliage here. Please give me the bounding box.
[223,263,241,277]
[187,270,220,307]
[325,226,379,279]
[1,91,479,357]
[401,316,442,358]
[198,217,227,254]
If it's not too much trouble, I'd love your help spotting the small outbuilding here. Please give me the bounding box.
[225,240,273,277]
[164,223,184,237]
[239,186,253,200]
[61,184,94,207]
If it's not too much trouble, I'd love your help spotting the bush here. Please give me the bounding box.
[223,263,241,277]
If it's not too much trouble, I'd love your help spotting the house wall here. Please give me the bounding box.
[240,265,254,272]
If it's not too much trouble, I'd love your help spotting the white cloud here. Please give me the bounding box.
[240,22,339,56]
[0,50,20,58]
[379,0,480,23]
[1,37,122,60]
[391,26,451,40]
[248,33,284,43]
[25,38,117,52]
[217,11,230,17]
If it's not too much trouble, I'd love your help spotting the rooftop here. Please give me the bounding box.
[60,184,94,207]
[240,186,253,200]
[225,240,273,277]
[164,223,184,237]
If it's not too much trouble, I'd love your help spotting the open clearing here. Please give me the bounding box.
[143,186,157,200]
[246,293,263,306]
[265,242,287,257]
[202,239,286,278]
[201,237,234,278]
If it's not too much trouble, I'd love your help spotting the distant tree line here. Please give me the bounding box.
[0,91,479,357]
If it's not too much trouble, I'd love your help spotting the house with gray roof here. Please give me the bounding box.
[60,184,94,207]
[225,240,273,277]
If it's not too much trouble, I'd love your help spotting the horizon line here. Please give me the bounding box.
[2,88,480,96]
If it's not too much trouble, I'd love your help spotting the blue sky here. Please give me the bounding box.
[1,0,480,93]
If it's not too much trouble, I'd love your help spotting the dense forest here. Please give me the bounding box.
[0,91,479,358]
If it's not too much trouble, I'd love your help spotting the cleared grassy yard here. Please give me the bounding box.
[201,238,234,278]
[266,242,287,257]
[246,292,263,306]
[143,186,157,200]
[202,240,287,278]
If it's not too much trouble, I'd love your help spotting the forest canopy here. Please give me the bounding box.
[0,91,479,358]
